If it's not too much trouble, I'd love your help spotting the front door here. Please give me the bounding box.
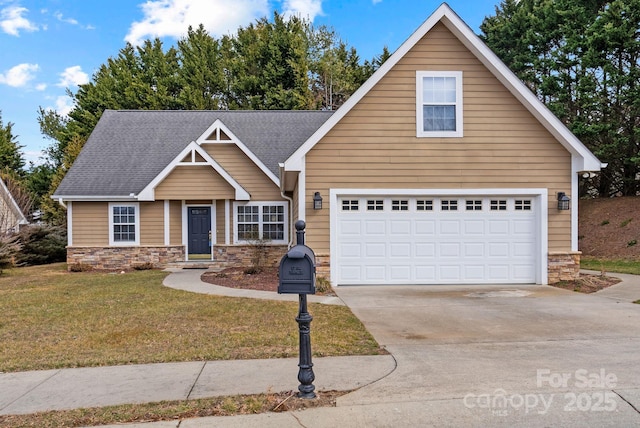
[188,207,212,259]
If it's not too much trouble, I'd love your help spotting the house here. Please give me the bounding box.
[53,3,603,284]
[0,177,28,234]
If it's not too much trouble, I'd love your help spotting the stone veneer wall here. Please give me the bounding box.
[315,253,331,280]
[213,245,288,268]
[67,246,185,270]
[547,251,581,284]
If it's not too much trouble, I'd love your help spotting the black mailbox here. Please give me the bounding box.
[278,221,316,294]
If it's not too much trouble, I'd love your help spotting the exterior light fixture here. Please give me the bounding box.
[313,192,323,210]
[557,192,570,211]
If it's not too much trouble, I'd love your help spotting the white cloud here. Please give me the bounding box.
[282,0,323,21]
[0,5,39,36]
[57,66,89,87]
[52,95,74,117]
[53,11,78,25]
[35,83,47,91]
[0,63,39,87]
[125,0,270,46]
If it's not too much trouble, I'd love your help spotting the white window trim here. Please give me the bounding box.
[108,202,140,246]
[233,201,288,244]
[416,71,463,138]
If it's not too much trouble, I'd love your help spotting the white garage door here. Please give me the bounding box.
[335,195,537,285]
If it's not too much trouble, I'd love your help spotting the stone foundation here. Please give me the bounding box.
[315,253,331,279]
[213,244,288,268]
[67,246,185,270]
[67,244,289,271]
[547,251,581,284]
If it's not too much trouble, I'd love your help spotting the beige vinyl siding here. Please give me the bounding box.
[155,166,235,200]
[216,199,226,244]
[140,202,164,246]
[169,201,182,245]
[305,22,572,253]
[71,202,109,246]
[203,144,283,200]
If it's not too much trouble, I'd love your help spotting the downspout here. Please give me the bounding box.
[279,163,295,250]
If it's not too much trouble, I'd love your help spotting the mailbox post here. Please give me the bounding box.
[278,220,317,399]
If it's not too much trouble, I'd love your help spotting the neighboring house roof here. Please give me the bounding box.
[0,178,28,229]
[283,2,604,173]
[53,110,334,199]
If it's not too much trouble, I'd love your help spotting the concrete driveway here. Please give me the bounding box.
[334,283,640,425]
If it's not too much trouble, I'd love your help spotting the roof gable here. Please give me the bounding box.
[196,119,279,186]
[138,142,250,201]
[283,2,602,172]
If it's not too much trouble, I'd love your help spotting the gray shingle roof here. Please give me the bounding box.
[53,110,333,197]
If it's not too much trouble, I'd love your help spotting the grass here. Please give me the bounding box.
[0,390,346,428]
[0,264,382,373]
[581,257,640,275]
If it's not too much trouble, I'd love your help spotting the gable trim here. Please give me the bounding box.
[138,141,250,201]
[283,2,602,172]
[0,178,28,225]
[196,119,280,186]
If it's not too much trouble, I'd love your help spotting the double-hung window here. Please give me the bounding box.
[109,203,139,245]
[416,71,463,137]
[234,202,287,244]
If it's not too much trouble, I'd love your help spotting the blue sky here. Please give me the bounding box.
[0,0,499,165]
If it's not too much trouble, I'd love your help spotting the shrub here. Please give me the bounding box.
[69,262,93,272]
[133,262,155,270]
[0,233,22,274]
[16,225,67,266]
[316,276,332,294]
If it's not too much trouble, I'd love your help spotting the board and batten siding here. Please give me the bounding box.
[155,166,235,200]
[70,202,109,246]
[304,22,572,254]
[203,144,283,200]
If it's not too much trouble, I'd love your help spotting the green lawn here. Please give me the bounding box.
[0,264,382,373]
[581,257,640,275]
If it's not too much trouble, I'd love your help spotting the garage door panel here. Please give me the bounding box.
[488,242,509,257]
[440,265,461,281]
[390,220,411,235]
[364,220,386,235]
[340,242,362,258]
[416,242,436,257]
[439,242,461,257]
[390,242,411,258]
[365,266,386,281]
[365,242,386,257]
[464,220,485,234]
[464,265,485,281]
[489,220,509,234]
[415,220,436,235]
[416,265,436,281]
[390,266,411,281]
[464,242,485,257]
[440,220,461,235]
[335,195,538,285]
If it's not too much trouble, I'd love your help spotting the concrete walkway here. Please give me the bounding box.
[1,269,640,427]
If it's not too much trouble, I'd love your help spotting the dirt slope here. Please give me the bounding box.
[579,196,640,259]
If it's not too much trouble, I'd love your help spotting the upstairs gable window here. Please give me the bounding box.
[416,71,463,138]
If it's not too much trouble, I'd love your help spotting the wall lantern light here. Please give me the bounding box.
[557,192,570,211]
[313,192,323,210]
